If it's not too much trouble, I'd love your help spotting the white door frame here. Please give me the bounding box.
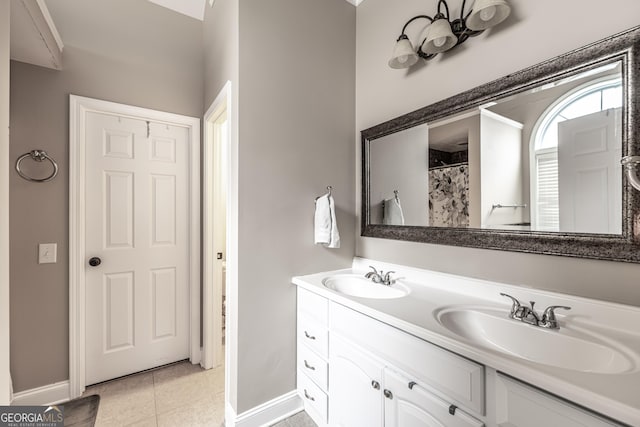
[202,82,232,370]
[69,95,201,398]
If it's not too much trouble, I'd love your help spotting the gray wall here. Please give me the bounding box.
[1,0,11,405]
[356,0,640,306]
[235,0,356,413]
[480,112,524,227]
[203,0,238,108]
[9,0,203,392]
[369,125,429,226]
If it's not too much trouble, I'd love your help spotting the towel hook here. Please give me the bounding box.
[15,150,59,183]
[393,190,399,201]
[315,186,333,202]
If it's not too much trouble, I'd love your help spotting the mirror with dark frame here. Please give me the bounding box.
[362,26,640,263]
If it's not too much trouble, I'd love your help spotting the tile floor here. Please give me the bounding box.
[271,411,317,427]
[82,360,315,427]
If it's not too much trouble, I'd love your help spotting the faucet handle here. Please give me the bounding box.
[500,293,521,317]
[541,305,571,329]
[383,271,395,281]
[368,266,379,274]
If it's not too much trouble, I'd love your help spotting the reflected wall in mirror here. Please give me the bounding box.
[362,26,640,263]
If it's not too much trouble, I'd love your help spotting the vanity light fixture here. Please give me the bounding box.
[622,156,640,192]
[388,0,511,69]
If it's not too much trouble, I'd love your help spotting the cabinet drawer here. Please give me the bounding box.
[298,342,328,390]
[298,288,328,325]
[298,369,328,424]
[496,374,624,427]
[298,314,328,358]
[330,302,484,415]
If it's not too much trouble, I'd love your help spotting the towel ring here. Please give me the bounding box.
[15,150,59,183]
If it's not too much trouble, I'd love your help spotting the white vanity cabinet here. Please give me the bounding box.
[329,335,384,427]
[384,369,484,427]
[328,333,485,427]
[298,288,485,427]
[296,286,627,427]
[297,288,330,425]
[494,374,624,427]
[329,302,485,417]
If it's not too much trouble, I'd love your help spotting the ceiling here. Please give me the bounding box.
[147,0,365,21]
[147,0,207,21]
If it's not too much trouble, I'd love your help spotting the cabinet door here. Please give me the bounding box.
[384,369,484,427]
[329,334,384,427]
[496,374,623,427]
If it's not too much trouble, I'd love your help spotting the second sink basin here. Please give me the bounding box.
[435,307,638,374]
[322,274,410,299]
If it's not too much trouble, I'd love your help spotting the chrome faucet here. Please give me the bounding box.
[500,293,571,330]
[365,266,395,286]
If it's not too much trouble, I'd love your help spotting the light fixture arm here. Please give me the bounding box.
[622,156,640,192]
[437,0,451,20]
[460,0,473,21]
[399,15,434,40]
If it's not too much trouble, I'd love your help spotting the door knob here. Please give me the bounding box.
[89,257,102,267]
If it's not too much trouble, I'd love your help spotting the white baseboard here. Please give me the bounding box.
[11,381,70,406]
[225,390,303,427]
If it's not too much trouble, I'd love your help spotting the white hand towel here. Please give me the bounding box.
[383,197,405,226]
[314,193,340,248]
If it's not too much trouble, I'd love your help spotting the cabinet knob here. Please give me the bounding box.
[408,381,417,390]
[304,360,316,371]
[303,389,315,402]
[383,389,393,399]
[371,380,380,390]
[304,331,316,340]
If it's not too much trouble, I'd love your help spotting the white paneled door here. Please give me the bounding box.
[558,108,622,234]
[85,112,190,385]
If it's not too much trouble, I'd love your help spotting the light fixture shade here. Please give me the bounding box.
[421,19,457,54]
[388,36,419,69]
[466,0,511,31]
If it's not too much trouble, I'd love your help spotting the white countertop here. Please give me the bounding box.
[292,258,640,426]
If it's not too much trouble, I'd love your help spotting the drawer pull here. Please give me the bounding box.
[408,381,417,390]
[304,331,316,340]
[304,360,316,371]
[304,389,315,401]
[371,380,380,390]
[449,404,457,415]
[383,389,393,399]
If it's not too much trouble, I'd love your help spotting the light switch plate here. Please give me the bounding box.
[39,243,57,264]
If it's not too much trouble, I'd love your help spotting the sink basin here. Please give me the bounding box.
[435,307,638,374]
[322,274,410,299]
